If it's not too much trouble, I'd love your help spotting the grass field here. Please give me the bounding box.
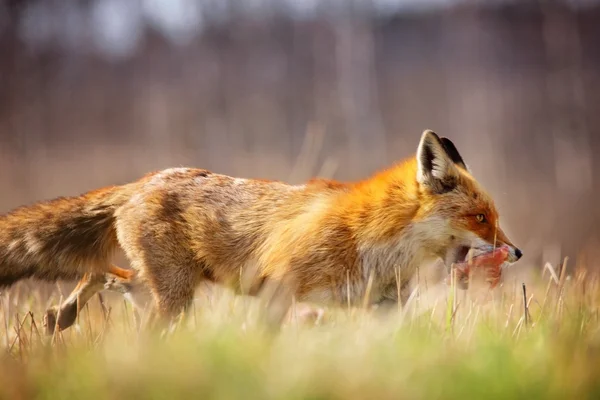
[1,261,599,400]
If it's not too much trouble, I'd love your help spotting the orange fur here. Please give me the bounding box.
[1,130,522,331]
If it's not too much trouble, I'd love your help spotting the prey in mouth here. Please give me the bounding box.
[444,244,514,289]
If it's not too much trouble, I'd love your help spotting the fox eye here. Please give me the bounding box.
[476,214,487,223]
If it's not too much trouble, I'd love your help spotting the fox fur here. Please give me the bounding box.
[0,130,522,332]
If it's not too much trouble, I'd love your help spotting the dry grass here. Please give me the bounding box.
[1,260,599,400]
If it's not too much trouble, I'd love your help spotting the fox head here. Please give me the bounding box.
[415,130,522,270]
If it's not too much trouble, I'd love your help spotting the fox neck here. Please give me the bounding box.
[340,159,448,286]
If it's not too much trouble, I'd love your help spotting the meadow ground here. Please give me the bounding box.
[1,261,599,400]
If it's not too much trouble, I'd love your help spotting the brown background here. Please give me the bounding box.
[1,0,600,273]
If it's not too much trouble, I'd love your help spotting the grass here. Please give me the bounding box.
[1,261,600,400]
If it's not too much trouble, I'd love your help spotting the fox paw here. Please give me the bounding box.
[43,303,79,335]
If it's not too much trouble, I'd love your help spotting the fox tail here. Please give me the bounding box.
[0,185,132,287]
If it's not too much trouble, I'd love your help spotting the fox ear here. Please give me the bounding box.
[416,130,460,193]
[439,137,470,172]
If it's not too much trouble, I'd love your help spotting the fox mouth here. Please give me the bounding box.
[444,245,494,271]
[445,245,471,267]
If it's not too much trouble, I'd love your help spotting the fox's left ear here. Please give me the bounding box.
[416,130,460,193]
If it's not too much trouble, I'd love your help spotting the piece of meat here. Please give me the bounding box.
[453,245,510,289]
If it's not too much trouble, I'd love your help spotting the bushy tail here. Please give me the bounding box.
[0,185,131,287]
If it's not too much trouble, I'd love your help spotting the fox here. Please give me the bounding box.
[0,130,522,333]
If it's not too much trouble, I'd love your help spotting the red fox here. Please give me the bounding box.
[0,130,522,332]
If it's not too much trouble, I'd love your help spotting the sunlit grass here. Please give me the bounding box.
[1,261,600,400]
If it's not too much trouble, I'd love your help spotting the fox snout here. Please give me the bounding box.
[492,227,522,263]
[489,241,522,264]
[507,246,523,263]
[471,243,522,263]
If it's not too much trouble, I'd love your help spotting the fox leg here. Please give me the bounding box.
[43,265,135,335]
[256,276,296,331]
[141,262,199,331]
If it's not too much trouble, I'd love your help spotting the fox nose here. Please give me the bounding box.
[515,248,523,260]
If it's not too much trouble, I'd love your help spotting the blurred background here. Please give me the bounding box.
[0,0,599,272]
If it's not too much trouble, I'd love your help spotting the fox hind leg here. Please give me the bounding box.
[44,272,104,335]
[140,260,200,333]
[43,265,135,335]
